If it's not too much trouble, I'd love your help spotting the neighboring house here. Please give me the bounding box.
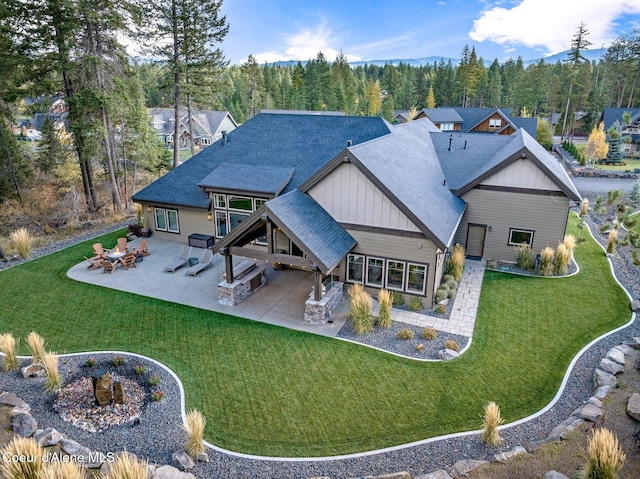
[22,94,68,114]
[132,112,579,318]
[393,110,412,123]
[17,112,68,141]
[150,109,238,151]
[601,108,640,157]
[415,107,538,138]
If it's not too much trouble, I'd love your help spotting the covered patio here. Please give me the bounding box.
[67,236,348,337]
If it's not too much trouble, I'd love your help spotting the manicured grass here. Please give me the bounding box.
[0,215,631,457]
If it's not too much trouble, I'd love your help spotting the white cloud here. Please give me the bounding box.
[246,23,361,64]
[470,0,640,55]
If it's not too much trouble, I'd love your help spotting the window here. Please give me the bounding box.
[228,196,253,211]
[439,122,455,131]
[508,228,534,246]
[214,194,226,209]
[366,257,385,287]
[489,118,502,129]
[254,198,267,209]
[406,263,427,294]
[229,212,249,231]
[215,211,227,238]
[347,254,364,283]
[201,137,211,146]
[386,261,405,291]
[154,208,179,233]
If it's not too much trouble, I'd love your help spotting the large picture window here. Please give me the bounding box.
[386,261,405,291]
[228,196,253,211]
[406,263,427,294]
[154,208,179,233]
[366,257,384,287]
[215,211,227,238]
[347,254,364,283]
[229,212,249,231]
[508,228,534,246]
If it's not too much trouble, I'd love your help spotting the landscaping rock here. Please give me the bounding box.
[525,436,560,453]
[172,449,195,471]
[575,403,603,422]
[593,385,611,400]
[598,358,624,375]
[594,368,618,388]
[626,393,640,421]
[632,300,640,312]
[415,471,452,479]
[153,465,196,479]
[548,416,585,440]
[21,363,46,378]
[605,347,625,365]
[448,459,488,477]
[373,473,411,479]
[437,348,460,360]
[543,472,570,479]
[492,445,527,463]
[0,391,30,410]
[624,337,640,349]
[10,407,31,417]
[614,344,635,355]
[196,452,209,462]
[587,396,603,408]
[34,427,63,446]
[11,412,37,437]
[60,438,105,467]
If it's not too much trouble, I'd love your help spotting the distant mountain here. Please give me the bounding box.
[269,48,607,68]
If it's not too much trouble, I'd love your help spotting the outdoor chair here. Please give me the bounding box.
[132,239,150,256]
[116,237,129,253]
[101,258,119,274]
[186,249,214,276]
[164,245,192,272]
[84,255,103,270]
[120,253,137,270]
[93,243,110,258]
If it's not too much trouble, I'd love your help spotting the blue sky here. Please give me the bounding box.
[219,0,640,65]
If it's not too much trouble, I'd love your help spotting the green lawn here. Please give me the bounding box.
[574,144,640,171]
[0,214,631,457]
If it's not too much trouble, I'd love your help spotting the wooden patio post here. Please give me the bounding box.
[222,247,234,283]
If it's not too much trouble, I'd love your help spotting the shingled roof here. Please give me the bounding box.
[132,113,392,208]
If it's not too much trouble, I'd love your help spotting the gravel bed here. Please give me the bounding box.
[1,213,639,478]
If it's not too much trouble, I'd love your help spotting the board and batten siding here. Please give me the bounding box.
[454,188,570,261]
[308,162,421,233]
[347,229,440,305]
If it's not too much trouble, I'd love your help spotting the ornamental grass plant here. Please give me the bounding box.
[583,428,625,479]
[41,459,86,479]
[0,436,45,479]
[514,243,535,270]
[554,243,571,275]
[42,351,61,392]
[348,284,373,335]
[538,246,555,276]
[0,332,19,371]
[447,244,465,281]
[606,229,618,254]
[579,198,589,217]
[101,452,149,479]
[563,234,576,253]
[26,331,45,364]
[183,409,207,459]
[376,289,392,328]
[480,401,503,447]
[10,227,32,259]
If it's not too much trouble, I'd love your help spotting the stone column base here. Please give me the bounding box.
[304,282,343,324]
[217,269,266,306]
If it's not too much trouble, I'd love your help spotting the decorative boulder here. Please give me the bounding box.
[34,427,63,447]
[415,471,452,479]
[627,393,640,422]
[492,446,527,463]
[437,348,460,360]
[631,300,640,313]
[543,472,570,479]
[113,382,126,405]
[21,363,46,378]
[448,459,489,477]
[172,449,195,471]
[605,347,625,365]
[0,392,30,410]
[575,403,603,422]
[593,385,611,400]
[548,416,585,440]
[624,337,640,349]
[594,368,617,388]
[153,465,196,479]
[11,412,37,437]
[598,358,624,376]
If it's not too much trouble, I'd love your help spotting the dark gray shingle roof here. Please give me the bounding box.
[419,108,464,123]
[266,190,356,273]
[198,163,294,195]
[133,113,392,208]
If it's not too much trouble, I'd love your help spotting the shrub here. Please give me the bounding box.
[632,249,640,266]
[442,274,454,283]
[376,289,392,328]
[554,243,571,275]
[183,409,206,459]
[629,180,640,202]
[606,189,621,204]
[480,402,503,447]
[596,195,603,205]
[151,391,164,401]
[83,357,97,368]
[583,428,625,479]
[10,227,32,259]
[434,304,446,314]
[348,284,373,335]
[444,340,459,351]
[26,331,45,364]
[447,244,465,281]
[599,223,611,233]
[148,374,161,387]
[408,296,423,311]
[563,234,576,254]
[133,364,147,376]
[127,223,143,237]
[43,351,61,392]
[538,246,555,276]
[421,327,437,340]
[391,290,404,306]
[435,288,448,302]
[101,451,148,479]
[0,436,45,479]
[447,288,456,299]
[445,279,458,290]
[42,459,86,479]
[579,198,589,217]
[439,283,450,292]
[0,333,19,371]
[514,243,535,270]
[606,229,618,254]
[396,328,414,340]
[111,355,125,366]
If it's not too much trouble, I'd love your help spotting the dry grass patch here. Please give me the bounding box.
[183,409,206,459]
[9,227,33,259]
[348,284,373,335]
[101,451,148,479]
[583,428,625,479]
[43,351,62,392]
[481,401,503,447]
[447,244,466,281]
[376,289,392,328]
[0,333,19,371]
[554,243,571,275]
[0,436,45,479]
[538,246,555,276]
[26,331,45,364]
[41,459,86,479]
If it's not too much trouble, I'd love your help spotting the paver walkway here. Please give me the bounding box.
[390,258,485,337]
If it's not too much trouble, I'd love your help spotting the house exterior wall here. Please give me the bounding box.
[308,162,421,233]
[140,204,212,243]
[481,158,560,189]
[471,113,508,133]
[454,188,570,262]
[213,116,237,142]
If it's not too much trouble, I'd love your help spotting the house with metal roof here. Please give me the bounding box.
[132,111,579,322]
